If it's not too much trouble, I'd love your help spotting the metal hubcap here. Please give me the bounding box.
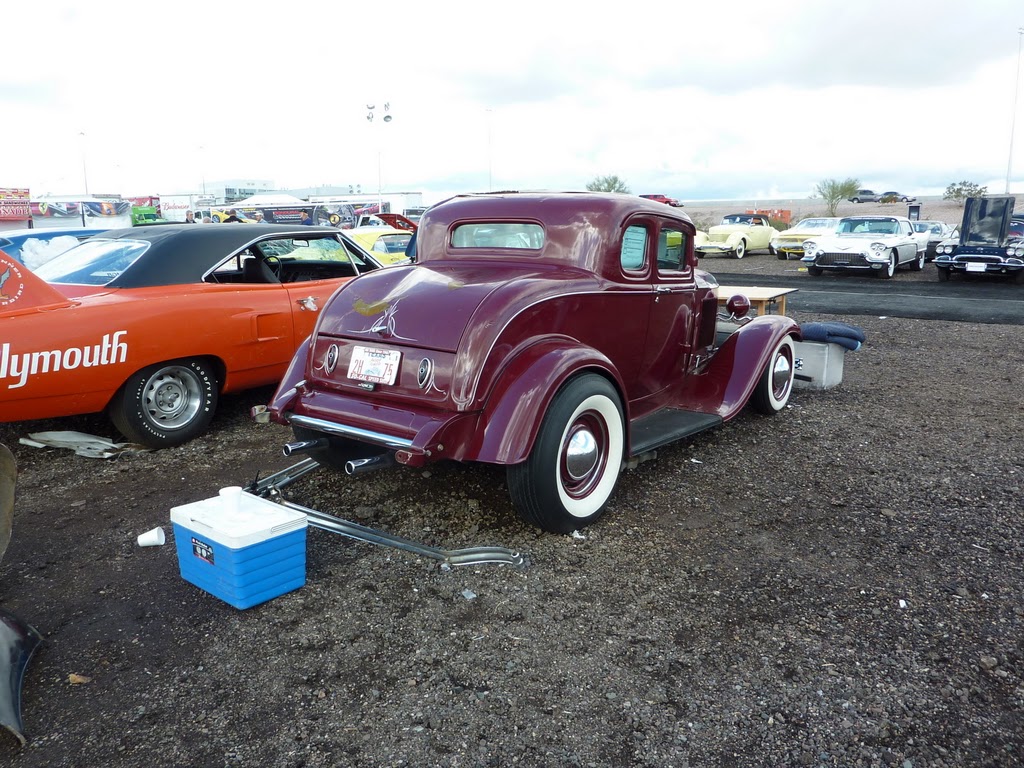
[144,367,202,429]
[565,427,599,480]
[772,352,793,398]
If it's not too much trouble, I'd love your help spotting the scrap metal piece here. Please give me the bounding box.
[245,458,524,568]
[1,444,43,747]
[0,609,43,747]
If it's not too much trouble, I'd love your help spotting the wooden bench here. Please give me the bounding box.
[716,285,798,316]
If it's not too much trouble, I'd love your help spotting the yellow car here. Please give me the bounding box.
[770,217,840,260]
[348,226,414,264]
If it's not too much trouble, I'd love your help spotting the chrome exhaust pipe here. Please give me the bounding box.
[282,438,329,457]
[345,453,396,475]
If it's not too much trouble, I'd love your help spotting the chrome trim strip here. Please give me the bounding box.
[289,414,415,450]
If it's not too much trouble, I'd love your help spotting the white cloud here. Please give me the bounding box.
[2,0,1022,203]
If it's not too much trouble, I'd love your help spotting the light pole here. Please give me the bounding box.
[1007,27,1024,194]
[79,131,89,226]
[366,102,393,214]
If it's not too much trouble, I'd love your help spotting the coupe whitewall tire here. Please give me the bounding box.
[749,337,795,415]
[507,375,624,534]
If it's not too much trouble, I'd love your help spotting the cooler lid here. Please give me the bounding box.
[170,492,307,548]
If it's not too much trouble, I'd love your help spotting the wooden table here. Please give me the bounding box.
[716,286,798,316]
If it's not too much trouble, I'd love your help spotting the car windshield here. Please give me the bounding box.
[370,233,413,254]
[837,218,898,235]
[795,218,835,230]
[451,223,544,249]
[35,238,150,285]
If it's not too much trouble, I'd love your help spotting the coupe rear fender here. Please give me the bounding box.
[681,316,800,419]
[266,337,312,424]
[471,339,624,465]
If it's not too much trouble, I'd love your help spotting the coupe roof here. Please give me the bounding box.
[89,223,356,288]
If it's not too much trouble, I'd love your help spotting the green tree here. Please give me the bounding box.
[814,177,860,216]
[586,175,630,193]
[943,180,988,206]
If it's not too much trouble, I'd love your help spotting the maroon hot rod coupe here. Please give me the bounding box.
[259,192,800,533]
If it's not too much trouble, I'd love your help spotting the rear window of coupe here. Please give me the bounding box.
[35,239,150,285]
[451,223,544,250]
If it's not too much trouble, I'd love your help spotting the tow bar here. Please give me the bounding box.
[244,458,525,569]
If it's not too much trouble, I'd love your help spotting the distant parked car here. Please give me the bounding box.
[881,191,917,203]
[347,226,414,264]
[639,194,683,207]
[770,217,840,260]
[801,215,928,278]
[0,227,108,269]
[848,189,882,203]
[933,196,1024,283]
[695,213,775,259]
[911,220,954,261]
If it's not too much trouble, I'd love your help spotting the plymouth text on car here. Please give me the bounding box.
[258,192,801,534]
[801,215,928,278]
[933,196,1024,283]
[695,213,776,259]
[0,224,386,446]
[770,217,840,260]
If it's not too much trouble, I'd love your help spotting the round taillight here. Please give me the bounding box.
[726,294,751,318]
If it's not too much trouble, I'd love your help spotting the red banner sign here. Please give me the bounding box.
[0,188,31,221]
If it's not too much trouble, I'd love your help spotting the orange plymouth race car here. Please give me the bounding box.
[0,223,389,447]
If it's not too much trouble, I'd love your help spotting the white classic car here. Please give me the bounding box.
[770,217,840,260]
[695,213,775,259]
[800,215,929,278]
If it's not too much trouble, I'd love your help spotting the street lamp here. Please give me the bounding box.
[1006,27,1024,194]
[78,131,89,226]
[366,102,393,214]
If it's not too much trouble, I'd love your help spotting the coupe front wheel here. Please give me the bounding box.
[749,337,795,415]
[507,374,624,534]
[734,240,747,259]
[109,358,218,447]
[910,250,925,271]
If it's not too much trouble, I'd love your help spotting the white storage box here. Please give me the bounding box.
[170,492,307,609]
[793,340,846,390]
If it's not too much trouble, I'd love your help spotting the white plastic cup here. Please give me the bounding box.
[219,486,243,515]
[137,526,166,547]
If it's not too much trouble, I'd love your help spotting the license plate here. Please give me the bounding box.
[965,262,987,273]
[347,346,401,385]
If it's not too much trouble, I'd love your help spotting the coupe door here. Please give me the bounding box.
[635,222,699,403]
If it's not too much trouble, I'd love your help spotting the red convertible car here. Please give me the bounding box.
[0,224,386,447]
[260,193,800,533]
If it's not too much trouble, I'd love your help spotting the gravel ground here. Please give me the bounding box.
[2,205,1022,766]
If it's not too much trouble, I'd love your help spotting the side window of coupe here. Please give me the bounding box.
[620,225,648,271]
[656,226,689,275]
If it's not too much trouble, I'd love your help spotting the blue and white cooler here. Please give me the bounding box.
[170,491,308,610]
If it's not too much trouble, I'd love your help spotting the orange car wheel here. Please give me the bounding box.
[109,359,219,448]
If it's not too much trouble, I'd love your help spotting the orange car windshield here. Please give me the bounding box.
[35,238,150,285]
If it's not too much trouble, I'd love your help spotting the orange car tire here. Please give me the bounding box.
[109,359,219,448]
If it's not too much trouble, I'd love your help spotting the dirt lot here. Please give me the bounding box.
[1,200,1022,766]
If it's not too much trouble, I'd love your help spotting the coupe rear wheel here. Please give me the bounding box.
[749,337,796,415]
[911,250,925,271]
[507,374,624,534]
[734,240,747,259]
[876,251,897,279]
[109,358,218,447]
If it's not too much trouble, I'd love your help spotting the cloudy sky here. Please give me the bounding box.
[1,0,1022,204]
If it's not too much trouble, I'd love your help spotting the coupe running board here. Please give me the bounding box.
[629,409,723,456]
[246,459,524,569]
